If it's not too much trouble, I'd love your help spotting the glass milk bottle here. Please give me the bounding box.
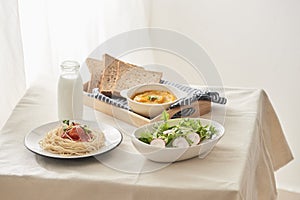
[57,60,83,120]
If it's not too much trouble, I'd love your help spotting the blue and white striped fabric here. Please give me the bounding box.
[160,80,227,108]
[87,80,227,111]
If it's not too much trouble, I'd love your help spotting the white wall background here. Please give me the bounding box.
[149,0,300,194]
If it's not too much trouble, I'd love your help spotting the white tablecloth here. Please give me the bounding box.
[0,82,293,200]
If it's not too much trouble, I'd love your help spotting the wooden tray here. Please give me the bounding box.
[83,83,211,127]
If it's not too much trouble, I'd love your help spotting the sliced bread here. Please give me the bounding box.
[99,54,119,96]
[99,54,141,97]
[85,58,103,93]
[99,54,163,97]
[117,59,143,77]
[113,68,162,96]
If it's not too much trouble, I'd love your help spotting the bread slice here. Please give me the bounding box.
[113,68,162,96]
[85,58,103,93]
[99,54,140,96]
[99,54,122,96]
[83,81,89,92]
[118,60,143,78]
[99,54,162,97]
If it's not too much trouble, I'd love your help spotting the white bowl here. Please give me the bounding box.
[120,83,186,118]
[131,118,225,162]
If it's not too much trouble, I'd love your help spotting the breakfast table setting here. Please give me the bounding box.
[0,54,293,200]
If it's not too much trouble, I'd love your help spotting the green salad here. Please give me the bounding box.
[138,111,217,148]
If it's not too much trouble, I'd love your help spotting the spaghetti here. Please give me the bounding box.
[39,120,105,156]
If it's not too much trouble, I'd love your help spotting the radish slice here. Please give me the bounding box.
[150,138,166,148]
[186,132,200,146]
[163,130,173,135]
[172,137,189,148]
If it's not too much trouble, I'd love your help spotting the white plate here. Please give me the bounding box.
[24,120,122,159]
[132,118,225,162]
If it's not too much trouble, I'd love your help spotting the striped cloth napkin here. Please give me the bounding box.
[86,80,227,111]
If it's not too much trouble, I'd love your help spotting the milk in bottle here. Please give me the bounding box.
[57,60,83,120]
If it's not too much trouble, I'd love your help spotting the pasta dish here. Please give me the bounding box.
[39,120,105,156]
